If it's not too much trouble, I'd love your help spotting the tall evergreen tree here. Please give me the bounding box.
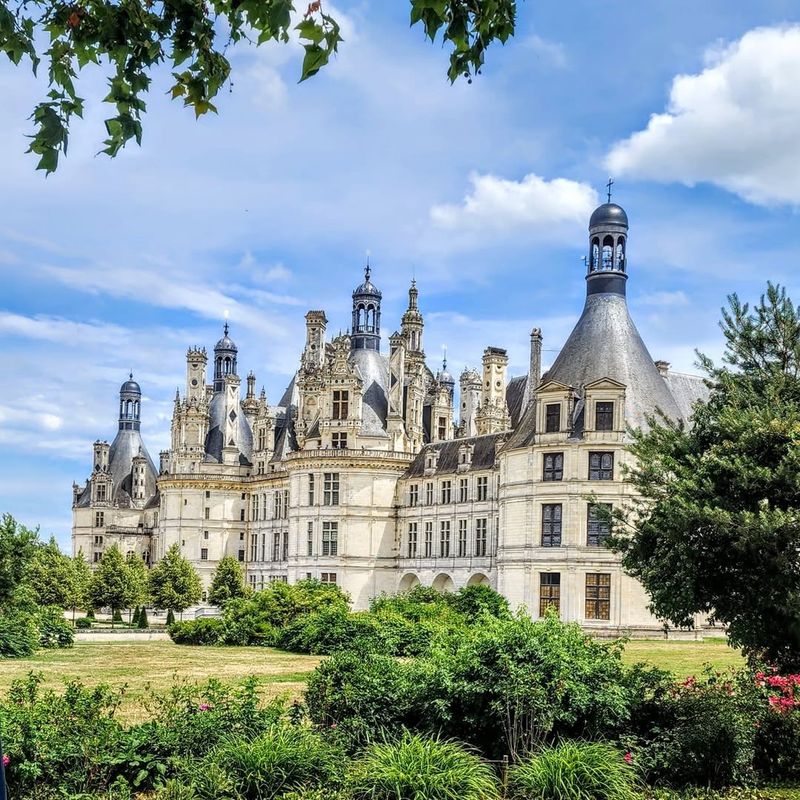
[207,556,247,607]
[612,283,800,670]
[89,545,134,625]
[149,544,202,617]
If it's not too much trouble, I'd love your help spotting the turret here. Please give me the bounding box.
[476,347,511,435]
[587,187,629,297]
[186,347,208,401]
[118,374,141,431]
[213,322,238,392]
[401,279,424,354]
[459,368,481,438]
[351,263,382,352]
[304,311,327,369]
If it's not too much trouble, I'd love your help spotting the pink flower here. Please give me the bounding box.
[2,754,9,767]
[198,703,212,711]
[624,752,633,764]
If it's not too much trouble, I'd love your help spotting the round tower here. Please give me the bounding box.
[437,354,455,399]
[213,321,238,392]
[351,263,382,351]
[118,374,141,431]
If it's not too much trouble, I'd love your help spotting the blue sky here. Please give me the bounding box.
[2,1,800,550]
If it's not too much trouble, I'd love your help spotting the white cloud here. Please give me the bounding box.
[523,35,567,69]
[430,172,598,234]
[606,25,800,206]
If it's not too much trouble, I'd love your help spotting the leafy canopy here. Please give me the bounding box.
[0,0,517,174]
[611,283,800,671]
[149,542,202,612]
[89,543,135,612]
[207,555,247,607]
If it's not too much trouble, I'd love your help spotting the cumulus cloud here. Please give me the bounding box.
[430,173,598,235]
[606,25,800,206]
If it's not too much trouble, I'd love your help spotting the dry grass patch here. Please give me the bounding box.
[0,641,322,722]
[620,637,744,677]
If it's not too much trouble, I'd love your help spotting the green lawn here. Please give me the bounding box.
[621,637,744,677]
[0,641,322,722]
[0,636,742,722]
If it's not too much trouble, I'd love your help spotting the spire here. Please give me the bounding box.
[587,191,629,297]
[213,321,238,391]
[118,374,142,431]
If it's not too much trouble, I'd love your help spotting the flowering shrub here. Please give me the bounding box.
[752,671,800,782]
[754,671,800,712]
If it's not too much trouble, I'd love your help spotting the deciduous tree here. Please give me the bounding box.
[0,1,517,173]
[25,537,73,608]
[149,543,202,615]
[611,283,800,670]
[89,544,134,623]
[207,555,247,607]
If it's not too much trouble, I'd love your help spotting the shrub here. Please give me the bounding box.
[305,651,426,746]
[449,584,510,621]
[138,607,149,629]
[509,741,640,800]
[347,732,499,800]
[132,606,141,626]
[0,612,40,658]
[112,609,123,623]
[169,618,224,646]
[86,608,95,619]
[629,670,759,788]
[278,607,392,654]
[187,725,343,800]
[0,673,125,796]
[36,607,74,649]
[421,612,640,758]
[75,617,92,629]
[166,609,175,625]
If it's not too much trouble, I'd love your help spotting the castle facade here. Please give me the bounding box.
[72,201,708,634]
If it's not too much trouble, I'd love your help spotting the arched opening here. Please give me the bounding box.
[134,400,140,418]
[590,237,600,272]
[399,573,420,593]
[615,237,626,272]
[602,235,614,270]
[467,573,490,587]
[432,573,455,593]
[224,356,232,375]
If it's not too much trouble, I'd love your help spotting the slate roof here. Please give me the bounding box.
[404,432,506,478]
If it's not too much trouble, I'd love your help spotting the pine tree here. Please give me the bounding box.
[613,283,800,670]
[138,607,149,629]
[132,606,141,626]
[207,556,247,607]
[89,545,134,626]
[149,544,202,617]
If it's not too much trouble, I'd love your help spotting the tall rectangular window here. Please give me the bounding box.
[407,522,418,557]
[332,432,348,449]
[200,548,208,561]
[589,452,614,481]
[332,390,349,420]
[274,492,282,519]
[322,522,338,556]
[272,533,280,562]
[475,518,487,556]
[439,520,451,557]
[93,551,101,563]
[204,507,210,520]
[261,494,267,521]
[541,503,562,547]
[459,478,468,503]
[283,490,289,518]
[595,401,614,432]
[409,484,419,506]
[425,482,434,505]
[543,452,564,481]
[539,573,561,616]
[307,522,314,556]
[260,532,266,561]
[585,573,611,620]
[440,480,452,504]
[458,519,468,557]
[438,416,447,440]
[424,522,433,557]
[308,473,315,505]
[587,503,612,546]
[250,534,258,562]
[545,403,561,433]
[94,511,104,527]
[238,549,245,563]
[96,483,107,501]
[323,473,340,505]
[476,476,488,501]
[94,535,103,545]
[282,531,288,561]
[258,427,267,450]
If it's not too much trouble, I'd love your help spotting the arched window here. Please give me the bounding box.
[591,237,600,272]
[224,356,231,374]
[125,400,132,417]
[602,235,614,270]
[615,238,626,272]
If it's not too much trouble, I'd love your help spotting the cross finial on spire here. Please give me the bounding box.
[129,371,133,380]
[606,177,614,203]
[223,320,229,336]
[365,249,371,281]
[442,344,448,371]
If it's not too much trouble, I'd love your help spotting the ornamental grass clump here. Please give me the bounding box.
[509,741,640,800]
[347,732,499,800]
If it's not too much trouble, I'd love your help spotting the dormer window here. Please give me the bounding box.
[595,401,614,432]
[545,403,561,433]
[332,432,348,449]
[332,390,349,420]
